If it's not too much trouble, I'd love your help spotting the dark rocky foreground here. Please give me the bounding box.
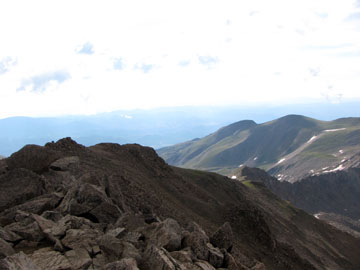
[0,138,360,269]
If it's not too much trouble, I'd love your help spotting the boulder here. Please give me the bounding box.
[106,227,126,239]
[0,193,63,226]
[98,234,141,262]
[102,258,139,270]
[0,251,39,270]
[0,169,44,213]
[65,248,92,269]
[207,243,224,268]
[170,248,194,264]
[62,228,101,252]
[0,226,22,243]
[195,260,216,270]
[141,245,180,270]
[224,253,250,270]
[0,238,15,259]
[115,213,146,231]
[50,215,96,238]
[41,211,63,222]
[183,223,210,261]
[121,241,141,263]
[58,183,122,224]
[29,247,72,270]
[210,222,233,251]
[49,156,79,171]
[144,218,183,252]
[6,144,60,173]
[4,217,44,243]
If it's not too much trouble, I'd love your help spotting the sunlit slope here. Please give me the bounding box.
[158,115,360,181]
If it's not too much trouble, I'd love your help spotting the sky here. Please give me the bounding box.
[0,0,360,118]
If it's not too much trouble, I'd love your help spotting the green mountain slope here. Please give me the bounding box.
[157,115,360,181]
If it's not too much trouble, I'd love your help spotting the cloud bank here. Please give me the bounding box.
[0,0,360,118]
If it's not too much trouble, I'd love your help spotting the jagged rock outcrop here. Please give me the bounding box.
[0,138,359,269]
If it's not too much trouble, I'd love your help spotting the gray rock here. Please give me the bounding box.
[0,168,44,214]
[102,258,139,270]
[0,226,22,242]
[98,234,124,261]
[0,193,63,226]
[50,215,97,238]
[121,241,141,263]
[225,253,250,270]
[30,247,72,270]
[58,183,121,224]
[0,238,15,259]
[210,222,233,251]
[142,245,179,270]
[4,217,44,242]
[6,144,60,173]
[106,227,126,239]
[41,210,63,222]
[0,251,40,270]
[195,260,216,270]
[62,228,101,252]
[144,218,183,252]
[115,213,146,231]
[170,248,194,264]
[183,223,210,261]
[65,248,92,270]
[50,156,79,171]
[207,243,224,268]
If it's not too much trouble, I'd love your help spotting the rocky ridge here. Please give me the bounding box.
[0,138,360,269]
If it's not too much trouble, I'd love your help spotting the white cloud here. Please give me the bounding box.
[0,0,360,118]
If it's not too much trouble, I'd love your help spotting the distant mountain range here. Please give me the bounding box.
[158,115,360,182]
[1,102,360,157]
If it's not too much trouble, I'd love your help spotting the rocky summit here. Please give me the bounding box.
[0,138,360,270]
